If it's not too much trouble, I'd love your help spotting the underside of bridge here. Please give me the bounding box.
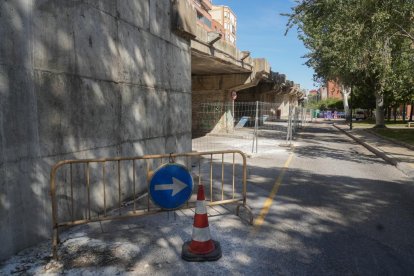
[191,48,253,137]
[190,27,303,138]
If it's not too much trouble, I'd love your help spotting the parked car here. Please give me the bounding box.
[355,110,366,120]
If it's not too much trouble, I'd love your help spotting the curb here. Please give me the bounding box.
[332,124,413,177]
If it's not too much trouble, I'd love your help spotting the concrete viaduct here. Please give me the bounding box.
[190,23,303,136]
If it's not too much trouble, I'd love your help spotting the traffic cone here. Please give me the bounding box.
[182,184,222,262]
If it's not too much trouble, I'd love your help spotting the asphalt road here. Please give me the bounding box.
[1,122,414,275]
[249,122,414,275]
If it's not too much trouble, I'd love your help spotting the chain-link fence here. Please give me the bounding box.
[193,101,309,153]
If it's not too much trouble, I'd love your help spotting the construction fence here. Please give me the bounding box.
[193,101,310,153]
[50,150,253,259]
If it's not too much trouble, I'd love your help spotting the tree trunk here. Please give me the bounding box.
[402,103,406,123]
[410,101,414,122]
[343,92,349,114]
[393,106,397,123]
[387,106,391,121]
[341,85,350,121]
[374,91,385,127]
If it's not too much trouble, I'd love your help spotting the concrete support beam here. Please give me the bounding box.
[207,32,222,45]
[192,73,251,91]
[171,0,197,39]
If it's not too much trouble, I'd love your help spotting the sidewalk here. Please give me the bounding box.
[0,133,293,275]
[333,122,414,178]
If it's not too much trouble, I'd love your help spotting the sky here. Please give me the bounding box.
[213,0,317,91]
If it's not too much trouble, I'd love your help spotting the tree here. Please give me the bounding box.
[285,0,414,127]
[306,98,343,111]
[352,85,376,111]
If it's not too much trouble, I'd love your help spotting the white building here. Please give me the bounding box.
[210,5,237,45]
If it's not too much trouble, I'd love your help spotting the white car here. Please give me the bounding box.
[355,111,366,120]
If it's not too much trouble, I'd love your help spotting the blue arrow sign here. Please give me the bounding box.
[149,163,193,209]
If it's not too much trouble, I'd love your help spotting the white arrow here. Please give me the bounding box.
[154,177,187,196]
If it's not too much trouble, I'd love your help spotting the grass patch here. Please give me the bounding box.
[371,128,414,145]
[351,119,410,128]
[384,120,412,128]
[352,120,375,128]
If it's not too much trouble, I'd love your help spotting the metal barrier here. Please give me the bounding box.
[50,150,253,260]
[193,101,293,153]
[283,106,307,145]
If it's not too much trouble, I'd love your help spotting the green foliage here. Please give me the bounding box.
[307,98,343,111]
[306,93,320,107]
[351,86,376,110]
[284,0,414,126]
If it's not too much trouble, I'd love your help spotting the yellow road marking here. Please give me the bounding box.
[251,150,294,234]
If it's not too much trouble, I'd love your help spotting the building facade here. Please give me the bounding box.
[319,81,342,100]
[326,81,342,99]
[212,19,225,38]
[192,0,213,31]
[210,5,237,45]
[319,87,328,100]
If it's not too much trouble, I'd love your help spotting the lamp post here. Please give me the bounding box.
[231,91,237,126]
[350,86,353,130]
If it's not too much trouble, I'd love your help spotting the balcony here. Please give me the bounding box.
[199,0,212,10]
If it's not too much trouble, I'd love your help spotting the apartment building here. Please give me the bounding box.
[212,19,225,37]
[210,5,237,45]
[319,81,342,100]
[326,80,342,99]
[192,0,213,31]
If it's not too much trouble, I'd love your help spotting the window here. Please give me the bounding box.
[197,11,212,28]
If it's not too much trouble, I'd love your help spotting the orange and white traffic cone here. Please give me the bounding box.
[182,184,222,262]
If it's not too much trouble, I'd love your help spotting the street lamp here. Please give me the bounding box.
[350,87,353,130]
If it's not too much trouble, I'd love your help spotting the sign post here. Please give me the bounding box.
[231,91,237,126]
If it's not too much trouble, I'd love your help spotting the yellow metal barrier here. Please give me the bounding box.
[50,150,253,260]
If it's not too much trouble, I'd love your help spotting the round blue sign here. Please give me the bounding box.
[149,163,193,209]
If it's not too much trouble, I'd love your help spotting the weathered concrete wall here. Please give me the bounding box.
[237,89,293,118]
[0,0,192,260]
[192,73,251,137]
[192,89,227,137]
